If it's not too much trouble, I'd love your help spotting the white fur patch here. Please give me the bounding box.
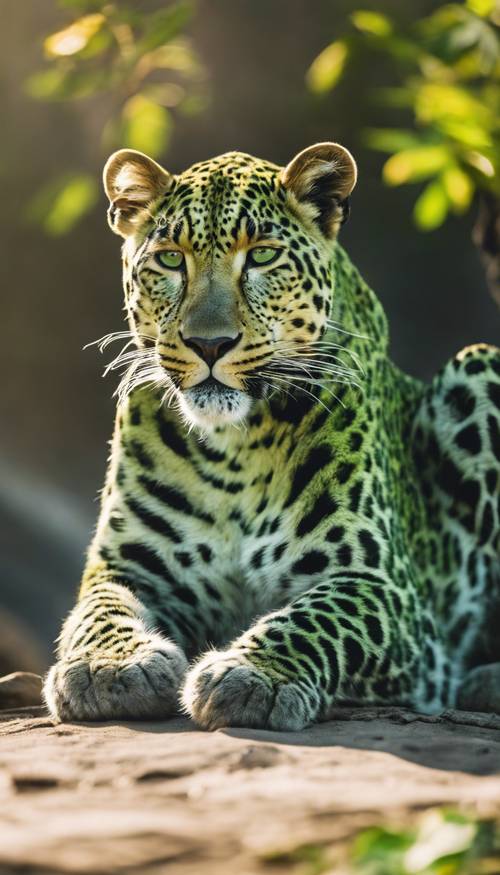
[178,382,252,431]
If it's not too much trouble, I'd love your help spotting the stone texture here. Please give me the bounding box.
[0,672,42,710]
[0,706,498,874]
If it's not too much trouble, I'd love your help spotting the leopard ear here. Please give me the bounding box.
[103,149,173,236]
[281,142,357,238]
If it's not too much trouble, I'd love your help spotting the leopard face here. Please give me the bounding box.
[103,144,357,430]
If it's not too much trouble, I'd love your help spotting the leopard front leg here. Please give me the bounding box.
[44,578,188,721]
[182,575,445,730]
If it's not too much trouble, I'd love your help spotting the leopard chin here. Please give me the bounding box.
[178,377,253,430]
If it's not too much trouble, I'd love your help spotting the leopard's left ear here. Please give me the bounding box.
[281,142,357,238]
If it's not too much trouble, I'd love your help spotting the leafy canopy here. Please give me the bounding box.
[307,1,500,231]
[26,0,205,235]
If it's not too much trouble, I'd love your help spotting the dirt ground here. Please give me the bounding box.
[0,696,499,875]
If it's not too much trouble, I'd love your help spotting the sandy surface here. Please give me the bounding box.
[0,704,499,874]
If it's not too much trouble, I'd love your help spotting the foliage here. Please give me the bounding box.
[26,1,205,234]
[307,1,500,232]
[260,808,499,875]
[26,172,99,236]
[350,809,499,875]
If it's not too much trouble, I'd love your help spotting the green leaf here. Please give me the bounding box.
[441,165,474,212]
[262,842,330,869]
[437,118,493,149]
[121,95,171,157]
[464,150,496,178]
[27,173,98,236]
[142,82,186,108]
[44,13,105,58]
[382,145,451,185]
[421,6,500,71]
[375,87,415,108]
[137,2,193,54]
[353,825,414,859]
[414,179,449,229]
[420,6,477,49]
[466,0,497,17]
[148,40,202,75]
[415,83,494,128]
[306,40,349,94]
[25,68,68,100]
[77,27,112,60]
[378,35,422,64]
[404,809,477,870]
[26,67,107,101]
[364,128,430,153]
[351,10,393,36]
[178,92,210,116]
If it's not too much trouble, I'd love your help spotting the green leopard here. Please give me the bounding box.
[44,143,500,728]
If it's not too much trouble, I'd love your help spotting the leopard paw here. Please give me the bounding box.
[44,636,187,721]
[181,648,317,731]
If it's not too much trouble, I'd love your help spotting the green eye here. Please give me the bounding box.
[156,250,185,270]
[247,247,280,267]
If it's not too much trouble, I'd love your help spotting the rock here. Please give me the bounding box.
[0,609,44,676]
[0,672,43,709]
[0,708,498,874]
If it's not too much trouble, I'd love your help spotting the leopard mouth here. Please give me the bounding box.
[177,376,253,429]
[194,374,265,396]
[188,375,240,400]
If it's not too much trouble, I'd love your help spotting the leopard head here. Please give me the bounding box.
[103,143,357,430]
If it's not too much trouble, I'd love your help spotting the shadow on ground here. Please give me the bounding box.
[99,705,500,775]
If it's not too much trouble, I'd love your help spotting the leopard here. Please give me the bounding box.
[44,142,500,729]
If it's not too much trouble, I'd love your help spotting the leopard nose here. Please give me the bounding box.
[181,333,241,367]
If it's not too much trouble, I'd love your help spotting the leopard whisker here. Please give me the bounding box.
[260,372,339,413]
[300,342,364,372]
[246,373,296,403]
[274,339,364,373]
[273,348,364,374]
[85,329,156,354]
[271,357,360,380]
[103,348,156,379]
[326,318,372,342]
[269,354,362,386]
[115,359,172,407]
[263,369,363,391]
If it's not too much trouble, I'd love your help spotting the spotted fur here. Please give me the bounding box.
[44,144,500,728]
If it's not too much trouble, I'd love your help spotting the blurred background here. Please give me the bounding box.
[1,0,499,671]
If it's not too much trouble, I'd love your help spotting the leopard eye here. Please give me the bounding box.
[246,247,281,267]
[155,250,185,270]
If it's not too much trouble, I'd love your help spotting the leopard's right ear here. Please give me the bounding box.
[103,149,173,236]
